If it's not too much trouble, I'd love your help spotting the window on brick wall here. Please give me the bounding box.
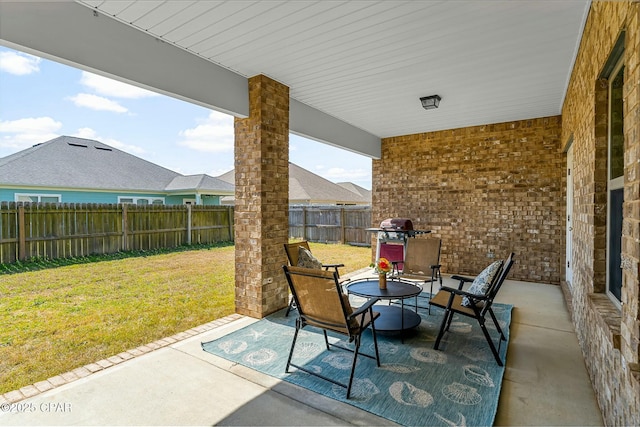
[607,57,624,305]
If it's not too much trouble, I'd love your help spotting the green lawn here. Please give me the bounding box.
[0,242,371,394]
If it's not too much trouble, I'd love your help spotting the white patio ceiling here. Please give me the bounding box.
[0,0,590,158]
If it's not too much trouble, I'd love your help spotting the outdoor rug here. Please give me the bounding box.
[201,295,512,427]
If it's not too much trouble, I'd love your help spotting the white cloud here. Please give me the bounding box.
[80,71,158,99]
[0,51,41,75]
[72,127,145,154]
[0,116,61,133]
[178,110,234,153]
[72,127,98,139]
[207,166,234,177]
[322,166,370,183]
[68,93,128,113]
[0,117,62,150]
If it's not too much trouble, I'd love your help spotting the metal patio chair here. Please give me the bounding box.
[429,253,515,366]
[282,265,381,399]
[392,237,442,314]
[284,241,344,316]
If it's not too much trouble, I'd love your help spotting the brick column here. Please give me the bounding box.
[234,74,290,318]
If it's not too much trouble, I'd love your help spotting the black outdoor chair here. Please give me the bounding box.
[282,265,381,399]
[429,253,515,366]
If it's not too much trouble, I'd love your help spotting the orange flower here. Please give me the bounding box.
[372,257,391,274]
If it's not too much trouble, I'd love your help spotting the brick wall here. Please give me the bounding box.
[374,116,564,284]
[561,1,640,425]
[234,75,290,318]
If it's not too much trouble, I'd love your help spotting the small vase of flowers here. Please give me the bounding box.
[371,257,392,290]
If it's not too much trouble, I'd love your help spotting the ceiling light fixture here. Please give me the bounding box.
[420,95,441,110]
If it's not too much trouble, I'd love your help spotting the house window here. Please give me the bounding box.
[118,197,165,205]
[15,193,61,203]
[607,57,624,305]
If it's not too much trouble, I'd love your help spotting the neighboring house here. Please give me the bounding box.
[0,136,234,205]
[337,182,371,204]
[218,162,370,206]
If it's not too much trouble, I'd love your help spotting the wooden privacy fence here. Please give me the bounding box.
[0,203,371,264]
[0,202,233,264]
[288,205,371,246]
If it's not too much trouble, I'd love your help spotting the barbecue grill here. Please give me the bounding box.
[367,218,430,270]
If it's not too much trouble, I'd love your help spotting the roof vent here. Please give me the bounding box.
[67,142,88,148]
[95,146,113,151]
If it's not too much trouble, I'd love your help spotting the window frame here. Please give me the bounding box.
[117,196,165,206]
[15,193,62,203]
[606,56,625,308]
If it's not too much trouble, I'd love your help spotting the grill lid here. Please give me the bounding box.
[380,218,414,231]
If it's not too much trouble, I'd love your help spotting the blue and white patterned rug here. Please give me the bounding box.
[202,296,512,427]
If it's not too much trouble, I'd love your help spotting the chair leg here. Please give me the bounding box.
[444,308,455,332]
[285,298,295,317]
[488,308,506,341]
[479,320,503,366]
[346,335,361,399]
[370,314,380,367]
[428,269,437,314]
[428,279,434,314]
[434,309,453,350]
[286,321,301,372]
[322,330,331,351]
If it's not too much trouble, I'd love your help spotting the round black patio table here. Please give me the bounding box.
[346,278,421,340]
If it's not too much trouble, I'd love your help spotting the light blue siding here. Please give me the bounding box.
[165,195,191,205]
[165,195,221,205]
[0,188,221,205]
[202,195,221,205]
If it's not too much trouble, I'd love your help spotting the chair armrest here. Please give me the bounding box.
[450,274,474,290]
[439,286,489,301]
[350,297,380,318]
[450,275,474,282]
[323,263,345,269]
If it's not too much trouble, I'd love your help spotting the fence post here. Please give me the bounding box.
[186,204,192,245]
[227,206,233,241]
[303,206,308,241]
[340,207,346,244]
[121,204,128,251]
[18,204,26,261]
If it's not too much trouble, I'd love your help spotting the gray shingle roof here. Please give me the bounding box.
[166,175,234,194]
[337,182,372,202]
[0,136,232,194]
[217,162,368,205]
[288,163,367,203]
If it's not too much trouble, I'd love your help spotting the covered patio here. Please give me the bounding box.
[0,273,602,426]
[0,1,638,425]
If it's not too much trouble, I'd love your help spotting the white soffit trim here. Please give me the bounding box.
[0,1,380,158]
[0,1,248,117]
[290,99,381,159]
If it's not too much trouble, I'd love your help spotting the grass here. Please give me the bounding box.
[0,241,371,394]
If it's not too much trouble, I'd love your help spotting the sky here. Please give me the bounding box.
[0,47,372,190]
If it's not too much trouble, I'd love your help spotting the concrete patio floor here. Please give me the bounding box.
[0,274,603,426]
